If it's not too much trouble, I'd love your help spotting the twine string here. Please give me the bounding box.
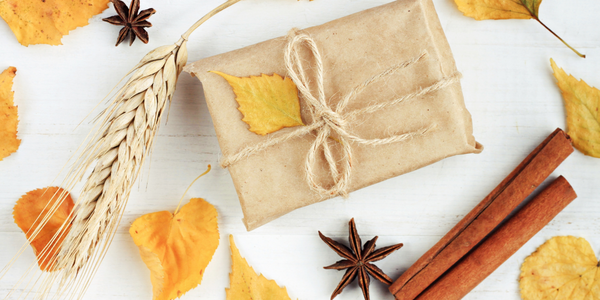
[220,31,461,198]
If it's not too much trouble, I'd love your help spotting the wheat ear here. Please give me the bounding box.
[62,37,187,287]
[37,38,188,299]
[2,0,243,299]
[2,41,186,300]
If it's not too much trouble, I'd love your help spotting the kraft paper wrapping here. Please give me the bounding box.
[185,0,482,230]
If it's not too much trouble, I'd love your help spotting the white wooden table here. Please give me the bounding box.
[1,0,599,299]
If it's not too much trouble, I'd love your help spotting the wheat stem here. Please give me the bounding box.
[182,0,244,40]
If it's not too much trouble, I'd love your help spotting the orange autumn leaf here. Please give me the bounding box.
[0,66,20,161]
[130,198,219,300]
[13,187,74,271]
[211,71,304,135]
[226,235,293,300]
[0,0,110,46]
[551,59,600,158]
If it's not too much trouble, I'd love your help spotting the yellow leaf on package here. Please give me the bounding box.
[13,187,74,271]
[0,0,110,46]
[211,71,304,135]
[520,236,600,300]
[226,235,293,300]
[0,66,20,161]
[454,0,541,20]
[130,198,219,300]
[551,59,600,158]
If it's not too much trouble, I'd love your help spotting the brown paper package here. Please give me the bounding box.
[185,0,482,230]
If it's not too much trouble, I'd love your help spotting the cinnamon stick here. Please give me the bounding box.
[389,128,573,300]
[416,176,577,300]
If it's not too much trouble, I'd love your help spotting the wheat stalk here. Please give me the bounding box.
[2,0,242,299]
[58,39,187,290]
[25,39,189,300]
[60,38,186,269]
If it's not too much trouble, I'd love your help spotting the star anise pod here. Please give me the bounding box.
[103,0,156,46]
[319,218,403,300]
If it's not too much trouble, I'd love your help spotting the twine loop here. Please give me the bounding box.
[221,30,461,198]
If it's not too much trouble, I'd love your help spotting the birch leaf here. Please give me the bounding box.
[454,0,541,20]
[226,235,293,300]
[211,71,304,135]
[0,66,20,160]
[551,59,600,158]
[453,0,584,57]
[13,187,74,271]
[519,236,600,300]
[130,198,219,300]
[0,0,110,46]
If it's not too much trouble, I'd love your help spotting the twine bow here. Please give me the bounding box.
[221,31,461,198]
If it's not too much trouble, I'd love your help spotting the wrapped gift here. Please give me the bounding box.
[185,0,482,230]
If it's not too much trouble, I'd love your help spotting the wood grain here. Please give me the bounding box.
[0,0,600,299]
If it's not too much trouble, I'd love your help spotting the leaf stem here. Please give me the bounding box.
[534,17,585,58]
[174,165,212,215]
[181,0,244,40]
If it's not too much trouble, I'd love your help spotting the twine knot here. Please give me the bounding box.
[220,30,461,198]
[284,32,357,197]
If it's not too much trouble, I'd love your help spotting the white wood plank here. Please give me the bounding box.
[1,0,600,299]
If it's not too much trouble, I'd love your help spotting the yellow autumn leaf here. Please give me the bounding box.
[551,59,600,158]
[130,198,219,300]
[211,71,305,135]
[0,0,110,46]
[453,0,584,57]
[0,66,20,161]
[519,236,600,300]
[227,235,293,300]
[454,0,541,20]
[13,187,74,271]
